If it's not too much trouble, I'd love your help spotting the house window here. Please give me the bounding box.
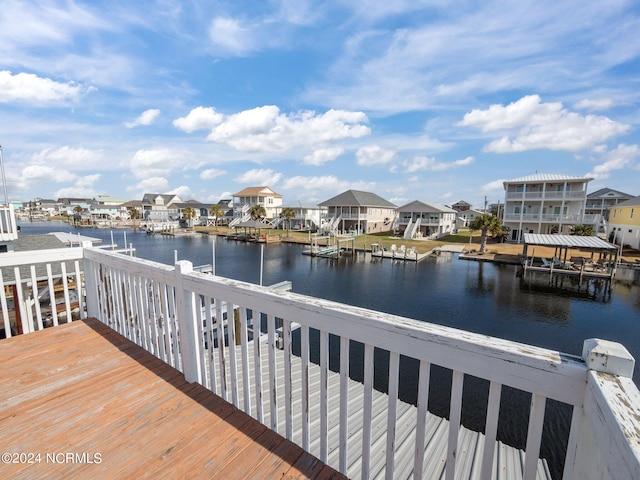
[554,207,560,215]
[631,208,634,219]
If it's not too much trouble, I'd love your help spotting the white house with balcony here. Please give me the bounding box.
[503,174,595,242]
[396,201,456,239]
[231,186,283,225]
[318,190,396,235]
[275,202,327,231]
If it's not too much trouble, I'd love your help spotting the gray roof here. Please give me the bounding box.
[233,219,273,229]
[397,200,456,213]
[318,190,397,208]
[616,195,640,207]
[3,234,75,284]
[587,187,635,199]
[523,234,618,250]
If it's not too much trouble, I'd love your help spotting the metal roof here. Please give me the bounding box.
[523,234,618,250]
[505,173,593,183]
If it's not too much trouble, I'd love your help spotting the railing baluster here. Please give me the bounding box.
[414,359,431,479]
[361,343,374,479]
[228,301,239,407]
[13,267,29,334]
[74,260,85,320]
[253,311,263,423]
[446,370,464,480]
[45,264,59,327]
[480,381,502,479]
[385,351,400,480]
[60,263,71,324]
[0,270,10,338]
[215,298,227,400]
[29,265,43,331]
[301,323,310,451]
[319,329,328,463]
[195,295,208,387]
[283,318,293,441]
[267,313,278,432]
[205,296,217,394]
[523,393,547,480]
[240,306,251,414]
[339,335,349,475]
[132,274,146,349]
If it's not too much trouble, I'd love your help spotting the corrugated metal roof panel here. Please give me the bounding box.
[505,173,593,183]
[523,234,617,249]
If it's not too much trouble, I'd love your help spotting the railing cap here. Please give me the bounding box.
[582,338,635,378]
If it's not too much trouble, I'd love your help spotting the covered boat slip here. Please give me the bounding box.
[521,234,620,280]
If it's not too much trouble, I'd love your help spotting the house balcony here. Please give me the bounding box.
[505,191,587,201]
[1,246,639,479]
[504,214,599,224]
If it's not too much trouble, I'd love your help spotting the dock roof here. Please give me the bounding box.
[523,234,618,250]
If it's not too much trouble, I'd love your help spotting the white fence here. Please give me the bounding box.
[1,246,639,479]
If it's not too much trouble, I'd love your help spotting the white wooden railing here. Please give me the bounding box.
[0,205,19,242]
[1,246,639,479]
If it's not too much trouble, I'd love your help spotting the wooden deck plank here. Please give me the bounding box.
[0,319,337,479]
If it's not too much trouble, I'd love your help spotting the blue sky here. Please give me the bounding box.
[1,0,639,208]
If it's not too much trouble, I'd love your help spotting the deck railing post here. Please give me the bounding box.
[564,339,637,479]
[175,260,202,383]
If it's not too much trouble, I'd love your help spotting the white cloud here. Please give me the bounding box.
[574,98,614,111]
[481,179,507,192]
[303,147,345,166]
[209,17,258,56]
[21,164,75,184]
[200,168,226,180]
[31,146,105,170]
[280,175,375,193]
[404,155,473,172]
[586,144,640,180]
[235,168,282,186]
[126,176,170,194]
[168,185,194,198]
[129,149,182,179]
[54,174,101,198]
[356,145,395,166]
[207,106,370,152]
[459,95,630,153]
[173,107,223,133]
[125,109,161,128]
[0,70,87,104]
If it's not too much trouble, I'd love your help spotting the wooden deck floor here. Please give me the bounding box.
[0,319,344,480]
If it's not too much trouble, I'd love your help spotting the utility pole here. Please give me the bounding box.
[0,145,8,206]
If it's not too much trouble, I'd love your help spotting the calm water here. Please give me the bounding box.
[18,221,640,477]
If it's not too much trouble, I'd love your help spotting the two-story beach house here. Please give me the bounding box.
[396,201,456,239]
[607,195,640,250]
[585,188,635,233]
[231,186,283,224]
[140,193,183,222]
[275,202,327,231]
[455,208,486,230]
[503,174,595,242]
[318,190,396,235]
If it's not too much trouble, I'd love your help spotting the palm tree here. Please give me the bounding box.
[128,207,141,227]
[182,207,197,231]
[469,214,504,253]
[209,205,224,230]
[249,204,267,221]
[571,224,593,236]
[279,207,296,236]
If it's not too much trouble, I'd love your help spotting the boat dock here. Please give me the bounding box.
[370,243,430,262]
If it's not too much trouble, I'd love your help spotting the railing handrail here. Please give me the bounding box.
[84,247,588,406]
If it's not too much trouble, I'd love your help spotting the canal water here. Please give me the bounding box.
[18,222,640,477]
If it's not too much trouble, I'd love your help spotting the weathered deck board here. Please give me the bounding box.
[0,319,343,480]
